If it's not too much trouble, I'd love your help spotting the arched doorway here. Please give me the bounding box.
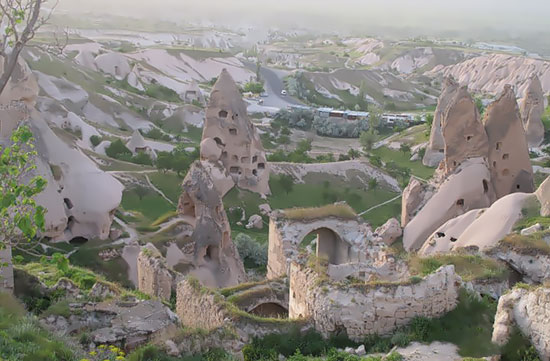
[304,228,350,265]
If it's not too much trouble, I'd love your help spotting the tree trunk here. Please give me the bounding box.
[0,246,14,294]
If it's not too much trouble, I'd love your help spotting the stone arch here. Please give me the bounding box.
[248,302,288,318]
[305,227,350,266]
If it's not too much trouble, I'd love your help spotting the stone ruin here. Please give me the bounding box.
[265,206,405,282]
[200,68,270,196]
[403,80,534,252]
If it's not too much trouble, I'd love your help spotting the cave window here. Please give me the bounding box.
[232,155,239,162]
[258,163,265,169]
[252,155,258,163]
[483,179,489,193]
[453,161,457,167]
[456,199,464,207]
[436,232,445,238]
[64,198,74,209]
[221,151,228,159]
[253,169,258,176]
[502,153,509,160]
[214,137,223,146]
[439,149,444,153]
[205,245,219,262]
[241,156,249,163]
[218,110,228,118]
[493,161,497,168]
[229,128,237,135]
[450,237,457,242]
[516,184,521,190]
[466,135,473,141]
[230,166,240,174]
[496,142,502,150]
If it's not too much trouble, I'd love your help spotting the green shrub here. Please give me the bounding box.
[90,135,102,147]
[106,139,132,160]
[234,233,268,269]
[145,84,181,103]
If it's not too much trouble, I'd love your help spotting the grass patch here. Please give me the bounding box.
[121,187,175,225]
[148,172,184,203]
[282,203,357,220]
[408,254,509,282]
[369,147,434,180]
[498,232,550,256]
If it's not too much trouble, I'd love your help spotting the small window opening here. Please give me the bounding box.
[219,110,228,118]
[456,199,464,206]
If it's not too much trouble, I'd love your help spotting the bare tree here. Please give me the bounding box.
[40,25,69,56]
[0,0,58,96]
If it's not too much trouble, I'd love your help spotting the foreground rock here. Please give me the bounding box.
[520,74,546,148]
[492,287,550,361]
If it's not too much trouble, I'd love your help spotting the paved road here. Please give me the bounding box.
[243,61,305,109]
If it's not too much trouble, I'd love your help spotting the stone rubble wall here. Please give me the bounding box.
[289,263,461,341]
[0,247,14,293]
[487,248,550,284]
[137,244,173,300]
[492,287,550,361]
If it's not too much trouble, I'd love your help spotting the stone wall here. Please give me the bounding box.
[137,244,173,300]
[289,263,461,341]
[492,287,550,361]
[486,246,550,284]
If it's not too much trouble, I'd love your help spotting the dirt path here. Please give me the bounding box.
[145,174,176,207]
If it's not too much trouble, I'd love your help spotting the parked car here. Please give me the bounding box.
[281,90,288,96]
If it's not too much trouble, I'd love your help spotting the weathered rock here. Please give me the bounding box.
[536,176,550,217]
[483,85,534,198]
[89,282,119,299]
[419,209,485,256]
[442,86,489,175]
[401,177,429,227]
[520,75,545,148]
[259,203,272,216]
[137,243,173,300]
[53,278,81,298]
[403,158,494,252]
[520,223,542,236]
[452,193,537,251]
[246,215,263,230]
[374,218,402,245]
[486,244,550,284]
[492,287,550,361]
[201,69,270,196]
[109,229,123,241]
[423,76,459,167]
[178,161,246,288]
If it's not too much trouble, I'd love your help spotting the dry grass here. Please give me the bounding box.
[282,203,357,220]
[408,253,509,282]
[499,232,550,256]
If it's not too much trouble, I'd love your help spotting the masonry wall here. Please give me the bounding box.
[289,263,461,341]
[0,247,14,293]
[137,245,173,300]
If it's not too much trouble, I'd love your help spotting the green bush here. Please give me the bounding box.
[234,233,268,269]
[145,84,181,103]
[106,139,132,160]
[90,135,102,147]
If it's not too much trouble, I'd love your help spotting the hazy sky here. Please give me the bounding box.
[56,0,550,35]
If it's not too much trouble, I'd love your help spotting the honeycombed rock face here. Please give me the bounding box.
[178,161,246,288]
[442,86,489,175]
[492,287,550,361]
[201,69,270,196]
[520,75,545,148]
[423,76,459,167]
[483,85,534,198]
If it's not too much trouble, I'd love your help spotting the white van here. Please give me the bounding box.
[281,90,288,96]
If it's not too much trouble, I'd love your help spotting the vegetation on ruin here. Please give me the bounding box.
[498,232,550,256]
[282,203,357,220]
[408,253,509,282]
